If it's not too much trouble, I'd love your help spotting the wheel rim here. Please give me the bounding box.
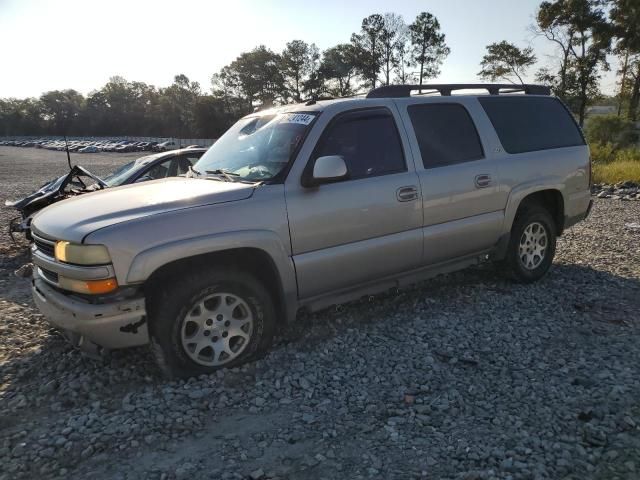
[180,292,253,367]
[518,222,548,270]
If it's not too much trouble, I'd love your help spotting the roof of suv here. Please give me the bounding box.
[253,83,553,117]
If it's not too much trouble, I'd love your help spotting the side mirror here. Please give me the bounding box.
[307,155,348,186]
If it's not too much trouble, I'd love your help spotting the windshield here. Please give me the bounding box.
[102,153,164,186]
[102,160,144,186]
[193,112,316,182]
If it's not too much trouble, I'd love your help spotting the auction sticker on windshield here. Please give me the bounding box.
[282,113,315,125]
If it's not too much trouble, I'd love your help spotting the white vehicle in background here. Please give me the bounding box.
[78,145,99,153]
[154,141,179,152]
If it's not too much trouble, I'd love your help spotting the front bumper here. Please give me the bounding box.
[32,268,149,353]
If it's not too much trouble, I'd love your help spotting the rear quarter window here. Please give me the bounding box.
[478,96,585,154]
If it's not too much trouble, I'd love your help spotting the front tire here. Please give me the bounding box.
[503,204,557,283]
[148,269,276,378]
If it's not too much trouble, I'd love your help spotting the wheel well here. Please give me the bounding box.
[143,248,287,326]
[517,189,565,235]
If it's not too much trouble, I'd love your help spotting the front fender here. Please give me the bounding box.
[126,230,298,321]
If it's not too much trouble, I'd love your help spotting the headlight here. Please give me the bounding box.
[54,241,112,265]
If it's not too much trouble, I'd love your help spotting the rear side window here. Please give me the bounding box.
[479,96,585,154]
[315,109,405,179]
[407,104,484,169]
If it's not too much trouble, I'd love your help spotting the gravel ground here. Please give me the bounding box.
[1,146,639,480]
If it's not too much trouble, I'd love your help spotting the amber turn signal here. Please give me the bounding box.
[58,276,118,295]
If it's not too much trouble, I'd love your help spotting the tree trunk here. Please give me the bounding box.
[419,42,426,87]
[629,67,640,122]
[618,51,629,117]
[578,82,588,127]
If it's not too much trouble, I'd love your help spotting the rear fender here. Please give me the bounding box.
[502,178,565,233]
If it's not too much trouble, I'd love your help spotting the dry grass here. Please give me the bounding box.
[593,160,640,184]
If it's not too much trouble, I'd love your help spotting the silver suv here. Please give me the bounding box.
[30,84,593,377]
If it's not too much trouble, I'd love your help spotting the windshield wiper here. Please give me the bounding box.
[206,169,240,182]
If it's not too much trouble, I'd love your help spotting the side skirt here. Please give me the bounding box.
[298,249,494,313]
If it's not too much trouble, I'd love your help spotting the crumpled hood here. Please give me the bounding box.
[31,177,255,242]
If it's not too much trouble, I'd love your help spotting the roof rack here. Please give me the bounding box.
[366,83,551,98]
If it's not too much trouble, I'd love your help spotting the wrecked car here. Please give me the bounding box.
[6,148,206,239]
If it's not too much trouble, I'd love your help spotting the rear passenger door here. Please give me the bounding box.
[396,100,504,265]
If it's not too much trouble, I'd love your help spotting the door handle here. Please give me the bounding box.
[474,174,492,188]
[396,186,418,202]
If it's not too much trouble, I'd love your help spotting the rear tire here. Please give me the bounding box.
[503,203,557,283]
[148,268,276,378]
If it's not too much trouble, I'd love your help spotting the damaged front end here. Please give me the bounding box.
[6,165,107,241]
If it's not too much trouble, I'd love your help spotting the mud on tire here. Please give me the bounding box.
[147,268,276,378]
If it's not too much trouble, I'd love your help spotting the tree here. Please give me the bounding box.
[379,13,407,86]
[158,74,202,138]
[585,114,639,148]
[533,1,576,98]
[626,57,640,121]
[478,41,537,84]
[393,33,413,84]
[319,44,359,97]
[281,40,320,102]
[351,14,385,88]
[610,0,640,120]
[212,46,285,109]
[39,89,84,134]
[0,98,43,136]
[301,44,322,99]
[408,12,450,86]
[535,0,612,126]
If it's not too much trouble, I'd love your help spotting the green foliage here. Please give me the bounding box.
[614,147,640,163]
[215,46,286,108]
[281,40,320,102]
[535,0,612,126]
[589,142,617,163]
[478,41,536,84]
[5,2,640,139]
[585,114,639,147]
[408,12,450,85]
[350,14,386,88]
[319,44,359,97]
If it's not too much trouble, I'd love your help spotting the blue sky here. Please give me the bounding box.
[0,0,618,98]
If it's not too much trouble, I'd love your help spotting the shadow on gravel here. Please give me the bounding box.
[2,260,640,479]
[286,262,640,348]
[2,261,639,401]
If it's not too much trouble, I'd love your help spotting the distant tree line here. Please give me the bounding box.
[1,0,639,137]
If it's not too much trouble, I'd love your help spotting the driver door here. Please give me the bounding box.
[285,106,423,299]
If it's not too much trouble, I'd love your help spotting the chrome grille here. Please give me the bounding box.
[33,235,55,258]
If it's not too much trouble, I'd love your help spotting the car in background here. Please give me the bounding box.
[6,148,207,239]
[78,145,99,153]
[154,140,179,152]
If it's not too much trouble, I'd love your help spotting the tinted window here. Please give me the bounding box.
[316,110,405,179]
[479,96,585,154]
[407,104,484,168]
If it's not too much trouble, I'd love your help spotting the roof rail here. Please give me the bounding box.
[366,83,551,98]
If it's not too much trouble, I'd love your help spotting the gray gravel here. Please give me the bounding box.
[1,146,639,479]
